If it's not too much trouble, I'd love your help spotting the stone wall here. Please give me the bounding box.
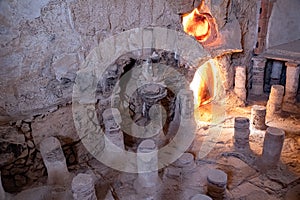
[0,0,258,120]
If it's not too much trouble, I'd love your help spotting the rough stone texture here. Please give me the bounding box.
[217,156,257,189]
[0,0,259,119]
[230,0,258,66]
[0,125,26,167]
[230,182,272,200]
[31,106,79,148]
[0,0,181,120]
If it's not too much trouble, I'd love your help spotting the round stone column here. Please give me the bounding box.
[207,169,227,200]
[134,139,161,192]
[178,89,194,120]
[234,66,247,101]
[233,117,250,151]
[251,105,267,130]
[266,85,284,116]
[261,127,285,168]
[40,137,70,186]
[173,152,196,172]
[72,173,97,200]
[102,108,125,151]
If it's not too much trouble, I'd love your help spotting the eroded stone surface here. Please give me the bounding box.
[31,106,79,148]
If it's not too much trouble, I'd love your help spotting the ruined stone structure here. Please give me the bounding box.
[0,0,299,199]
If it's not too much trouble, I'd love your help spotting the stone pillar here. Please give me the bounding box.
[233,117,250,151]
[234,66,247,101]
[40,137,70,186]
[251,57,266,95]
[266,85,284,116]
[177,89,195,152]
[191,194,212,200]
[251,105,267,130]
[72,173,97,200]
[207,169,227,200]
[102,108,125,151]
[261,127,285,168]
[178,89,194,120]
[134,139,161,192]
[173,152,196,172]
[283,62,300,112]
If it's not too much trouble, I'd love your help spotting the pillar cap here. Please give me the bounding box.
[252,105,266,111]
[285,62,300,68]
[138,139,156,153]
[72,173,94,191]
[266,127,285,136]
[175,152,194,166]
[207,169,227,185]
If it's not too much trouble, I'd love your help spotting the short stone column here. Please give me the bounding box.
[173,152,196,172]
[233,117,250,151]
[71,173,97,200]
[261,127,285,168]
[283,62,300,112]
[251,105,267,130]
[134,139,161,193]
[234,66,247,101]
[266,85,284,116]
[191,194,212,200]
[102,108,125,151]
[178,89,194,120]
[251,57,266,95]
[40,137,70,186]
[207,169,227,200]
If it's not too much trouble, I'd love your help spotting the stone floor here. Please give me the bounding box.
[2,98,300,200]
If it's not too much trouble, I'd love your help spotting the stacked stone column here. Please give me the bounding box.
[178,89,194,120]
[207,169,228,200]
[261,127,285,169]
[233,117,250,151]
[234,66,247,101]
[266,85,284,116]
[251,57,266,95]
[102,108,125,151]
[134,139,161,194]
[71,173,97,200]
[251,105,267,130]
[40,137,70,186]
[283,62,300,112]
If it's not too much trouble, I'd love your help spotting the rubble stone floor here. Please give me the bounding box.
[9,98,300,200]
